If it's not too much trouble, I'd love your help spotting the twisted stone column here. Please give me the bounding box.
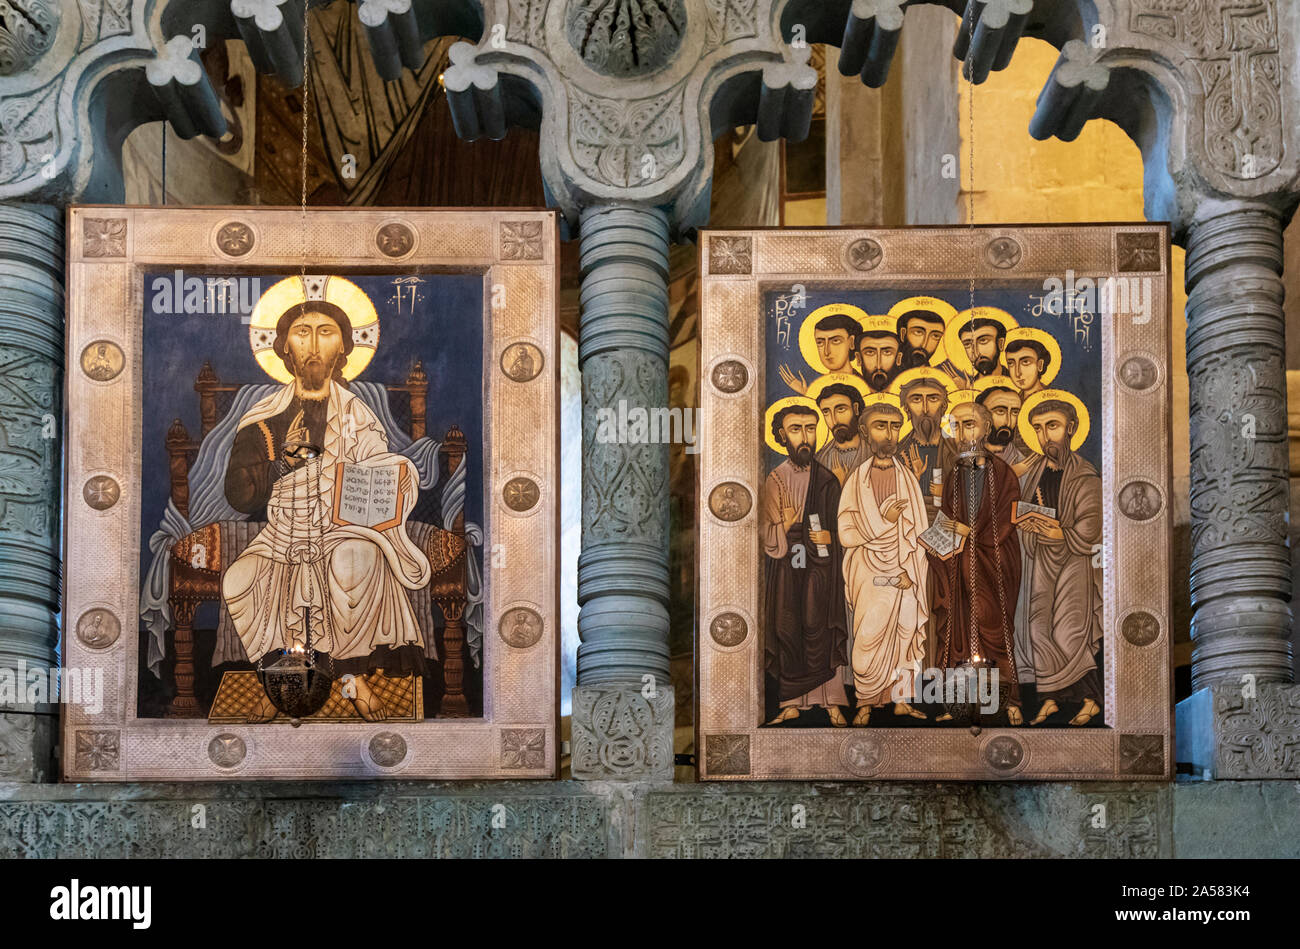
[571,204,674,780]
[1178,201,1300,779]
[0,203,63,782]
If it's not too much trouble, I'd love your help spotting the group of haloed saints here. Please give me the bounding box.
[761,297,1103,729]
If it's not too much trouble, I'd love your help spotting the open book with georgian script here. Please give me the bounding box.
[918,510,967,561]
[1011,500,1059,526]
[331,463,405,531]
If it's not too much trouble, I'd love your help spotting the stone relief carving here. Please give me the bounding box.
[1213,683,1300,777]
[569,82,687,189]
[0,343,57,541]
[0,0,59,76]
[501,728,548,769]
[73,729,119,771]
[704,0,759,47]
[571,686,674,779]
[566,0,687,77]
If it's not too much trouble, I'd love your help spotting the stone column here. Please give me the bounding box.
[570,204,675,781]
[0,204,64,783]
[1176,200,1300,778]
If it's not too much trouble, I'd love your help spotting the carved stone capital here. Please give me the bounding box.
[1177,682,1300,779]
[570,685,675,782]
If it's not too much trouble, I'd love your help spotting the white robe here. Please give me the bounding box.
[837,461,930,705]
[222,381,431,663]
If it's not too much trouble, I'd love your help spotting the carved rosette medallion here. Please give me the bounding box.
[710,358,748,394]
[499,607,544,648]
[503,476,540,512]
[82,475,120,511]
[375,222,415,258]
[846,237,883,271]
[565,0,687,77]
[1118,480,1162,521]
[1121,611,1160,647]
[1118,734,1165,776]
[75,609,120,649]
[215,221,255,257]
[207,733,246,768]
[500,342,544,382]
[708,482,752,521]
[709,236,752,274]
[501,220,544,260]
[704,733,750,775]
[501,728,547,769]
[1116,231,1162,272]
[83,218,126,258]
[367,731,408,768]
[985,236,1022,269]
[709,611,748,647]
[80,340,125,382]
[840,734,886,777]
[74,730,119,772]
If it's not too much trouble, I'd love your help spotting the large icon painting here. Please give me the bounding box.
[697,225,1172,780]
[64,208,559,780]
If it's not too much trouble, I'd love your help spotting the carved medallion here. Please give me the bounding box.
[74,729,119,772]
[709,236,752,275]
[83,218,126,258]
[75,609,120,649]
[1117,354,1158,391]
[708,482,752,521]
[840,734,885,777]
[368,732,407,768]
[500,342,544,382]
[704,733,750,775]
[215,221,255,257]
[503,476,540,512]
[501,727,547,769]
[985,236,1022,269]
[501,220,544,260]
[80,340,125,382]
[207,733,246,768]
[711,359,748,393]
[1121,611,1160,647]
[566,0,687,77]
[982,735,1025,772]
[846,237,883,271]
[82,475,120,511]
[1118,481,1162,521]
[499,607,543,648]
[709,612,747,647]
[1116,231,1161,272]
[1118,733,1165,776]
[375,222,415,258]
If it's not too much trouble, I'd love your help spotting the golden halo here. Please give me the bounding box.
[942,306,1018,376]
[1018,388,1091,454]
[889,365,958,397]
[765,396,830,456]
[888,296,959,367]
[247,275,379,383]
[940,389,979,438]
[1001,326,1062,388]
[860,391,912,442]
[806,371,871,406]
[798,303,870,375]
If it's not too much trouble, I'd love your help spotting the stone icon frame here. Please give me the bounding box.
[696,224,1173,781]
[63,207,560,781]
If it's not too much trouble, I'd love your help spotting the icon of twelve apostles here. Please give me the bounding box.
[762,297,1103,729]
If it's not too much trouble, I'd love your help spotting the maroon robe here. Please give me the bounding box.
[928,452,1022,704]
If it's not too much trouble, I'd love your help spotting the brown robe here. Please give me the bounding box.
[928,452,1023,704]
[762,459,849,703]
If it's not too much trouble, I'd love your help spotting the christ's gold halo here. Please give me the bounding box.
[1018,388,1091,454]
[248,275,379,383]
[1001,326,1062,387]
[888,296,959,367]
[799,303,870,375]
[889,365,958,397]
[943,306,1018,376]
[860,391,912,442]
[765,395,829,456]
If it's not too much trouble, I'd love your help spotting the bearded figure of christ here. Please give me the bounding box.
[837,404,930,726]
[761,406,850,727]
[1017,400,1104,727]
[927,401,1024,725]
[222,301,432,723]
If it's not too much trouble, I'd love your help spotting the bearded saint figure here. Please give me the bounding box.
[222,277,431,723]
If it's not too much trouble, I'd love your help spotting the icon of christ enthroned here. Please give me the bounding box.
[222,275,431,722]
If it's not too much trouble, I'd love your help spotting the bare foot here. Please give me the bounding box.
[893,702,927,720]
[1069,698,1101,726]
[827,705,848,727]
[1029,699,1059,725]
[245,692,278,724]
[349,674,388,722]
[935,712,954,723]
[1006,705,1024,726]
[767,706,800,725]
